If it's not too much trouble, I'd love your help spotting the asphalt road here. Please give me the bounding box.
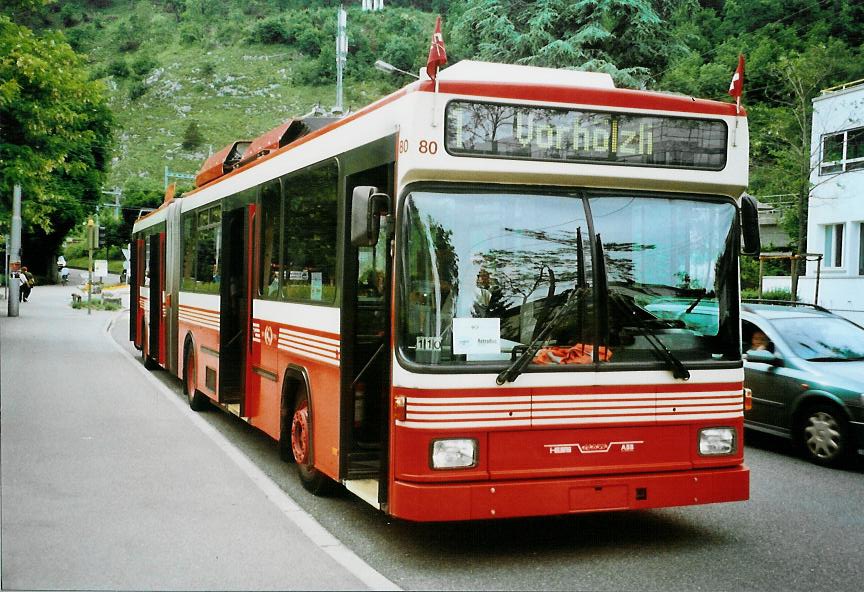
[104,305,864,591]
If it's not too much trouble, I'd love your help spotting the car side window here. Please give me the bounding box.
[743,320,773,353]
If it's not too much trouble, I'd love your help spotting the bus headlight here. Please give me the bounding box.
[431,439,477,469]
[699,427,737,455]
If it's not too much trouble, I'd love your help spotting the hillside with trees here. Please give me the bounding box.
[2,0,862,281]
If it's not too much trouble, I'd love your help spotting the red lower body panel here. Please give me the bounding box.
[390,465,749,522]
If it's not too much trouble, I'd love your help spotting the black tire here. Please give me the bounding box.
[141,323,157,370]
[290,389,334,495]
[797,403,851,467]
[278,386,295,463]
[183,345,208,411]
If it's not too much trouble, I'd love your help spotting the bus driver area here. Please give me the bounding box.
[131,60,754,522]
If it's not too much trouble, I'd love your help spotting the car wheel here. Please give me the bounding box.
[291,389,334,495]
[798,404,850,467]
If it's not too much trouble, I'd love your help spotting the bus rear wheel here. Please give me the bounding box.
[141,323,156,370]
[291,390,334,495]
[183,345,208,411]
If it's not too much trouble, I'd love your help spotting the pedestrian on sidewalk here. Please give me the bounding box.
[19,266,34,302]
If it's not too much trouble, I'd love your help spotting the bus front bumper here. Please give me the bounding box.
[389,465,749,522]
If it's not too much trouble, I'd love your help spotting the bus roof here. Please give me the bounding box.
[438,60,616,89]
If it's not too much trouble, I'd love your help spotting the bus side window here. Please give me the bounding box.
[260,180,282,298]
[195,206,222,293]
[281,161,338,303]
[181,213,196,291]
[143,235,151,287]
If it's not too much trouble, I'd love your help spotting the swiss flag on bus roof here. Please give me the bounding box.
[426,15,447,81]
[728,54,745,112]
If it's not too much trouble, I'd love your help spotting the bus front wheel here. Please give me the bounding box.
[291,390,334,496]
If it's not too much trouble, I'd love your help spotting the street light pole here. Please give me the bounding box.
[335,5,347,113]
[7,184,21,316]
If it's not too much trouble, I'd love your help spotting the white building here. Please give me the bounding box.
[798,79,864,324]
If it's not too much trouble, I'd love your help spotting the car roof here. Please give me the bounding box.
[741,302,836,320]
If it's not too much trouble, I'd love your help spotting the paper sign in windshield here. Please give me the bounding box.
[453,318,501,355]
[311,272,323,300]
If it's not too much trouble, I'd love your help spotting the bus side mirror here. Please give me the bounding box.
[351,186,390,247]
[740,193,761,257]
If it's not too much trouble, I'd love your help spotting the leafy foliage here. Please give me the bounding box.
[449,0,684,87]
[660,0,864,260]
[0,14,113,274]
[181,120,205,150]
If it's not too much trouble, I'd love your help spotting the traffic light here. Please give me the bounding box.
[98,225,107,247]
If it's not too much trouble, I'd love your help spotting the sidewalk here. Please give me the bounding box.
[0,285,382,590]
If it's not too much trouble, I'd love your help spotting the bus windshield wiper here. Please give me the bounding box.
[595,234,690,381]
[684,288,709,313]
[610,290,691,380]
[496,286,585,385]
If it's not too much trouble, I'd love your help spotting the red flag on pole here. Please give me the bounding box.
[728,54,745,112]
[426,15,447,81]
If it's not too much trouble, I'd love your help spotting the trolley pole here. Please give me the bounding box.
[7,184,22,317]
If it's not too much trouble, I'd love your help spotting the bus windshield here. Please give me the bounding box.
[399,189,739,369]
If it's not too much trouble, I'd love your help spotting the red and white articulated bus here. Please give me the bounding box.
[131,61,760,522]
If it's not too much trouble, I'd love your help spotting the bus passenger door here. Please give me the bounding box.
[148,233,164,365]
[218,205,250,412]
[158,232,167,366]
[341,162,394,488]
[132,238,144,348]
[248,181,281,427]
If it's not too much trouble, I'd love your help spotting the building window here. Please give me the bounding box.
[820,126,864,175]
[824,223,844,268]
[859,223,864,276]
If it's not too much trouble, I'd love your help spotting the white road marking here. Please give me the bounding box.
[105,314,400,591]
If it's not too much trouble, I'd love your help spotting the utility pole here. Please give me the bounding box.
[335,5,347,113]
[3,234,9,302]
[87,217,96,315]
[7,185,22,316]
[101,187,122,219]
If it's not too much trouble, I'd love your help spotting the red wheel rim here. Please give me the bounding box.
[291,401,310,464]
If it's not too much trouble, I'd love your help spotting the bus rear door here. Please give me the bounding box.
[218,203,253,415]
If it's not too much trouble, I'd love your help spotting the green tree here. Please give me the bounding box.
[449,0,683,87]
[0,15,113,276]
[182,120,205,150]
[763,42,862,296]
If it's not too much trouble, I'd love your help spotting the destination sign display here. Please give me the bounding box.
[445,101,728,170]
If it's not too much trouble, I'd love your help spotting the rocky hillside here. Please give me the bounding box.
[55,0,437,195]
